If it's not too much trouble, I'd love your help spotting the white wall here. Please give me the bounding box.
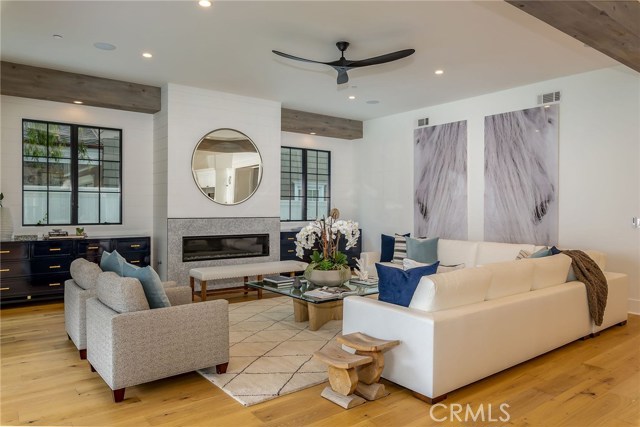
[357,66,640,313]
[280,132,360,231]
[165,84,281,218]
[0,95,154,238]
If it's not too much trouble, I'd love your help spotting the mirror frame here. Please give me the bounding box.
[191,128,263,205]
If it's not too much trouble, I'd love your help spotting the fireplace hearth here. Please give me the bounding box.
[182,234,269,262]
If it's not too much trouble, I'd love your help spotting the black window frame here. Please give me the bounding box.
[280,146,331,222]
[21,119,123,226]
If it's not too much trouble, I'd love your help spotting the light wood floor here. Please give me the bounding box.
[1,294,639,427]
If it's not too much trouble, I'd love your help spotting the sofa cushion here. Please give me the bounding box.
[70,258,102,290]
[406,237,439,264]
[403,258,465,274]
[122,263,171,309]
[484,260,535,300]
[376,261,439,307]
[392,234,409,265]
[525,253,573,290]
[100,250,127,275]
[475,242,536,266]
[409,266,492,312]
[96,272,150,313]
[437,239,478,267]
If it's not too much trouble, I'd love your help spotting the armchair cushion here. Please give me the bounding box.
[123,264,171,309]
[70,258,102,290]
[97,272,150,313]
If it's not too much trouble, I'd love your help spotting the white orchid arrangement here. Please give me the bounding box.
[295,209,360,271]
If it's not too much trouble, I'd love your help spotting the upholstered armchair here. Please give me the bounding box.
[64,259,180,360]
[86,272,229,402]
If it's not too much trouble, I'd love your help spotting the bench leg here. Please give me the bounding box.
[200,280,207,302]
[190,276,195,302]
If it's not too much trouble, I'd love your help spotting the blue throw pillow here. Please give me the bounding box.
[406,237,439,264]
[381,233,409,263]
[122,263,171,309]
[529,247,552,258]
[376,261,439,307]
[550,246,577,282]
[100,250,127,276]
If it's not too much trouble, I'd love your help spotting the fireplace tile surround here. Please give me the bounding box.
[167,217,281,286]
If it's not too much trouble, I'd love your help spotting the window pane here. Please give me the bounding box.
[48,124,72,159]
[281,148,291,172]
[280,201,290,221]
[23,158,47,189]
[306,199,317,220]
[291,149,303,173]
[317,175,329,197]
[281,172,291,197]
[23,191,48,225]
[48,159,72,190]
[307,175,318,197]
[291,195,303,220]
[23,121,48,158]
[78,127,101,162]
[78,192,99,224]
[101,162,120,189]
[101,129,121,162]
[100,193,121,223]
[78,161,100,191]
[318,198,330,218]
[307,151,317,174]
[317,152,329,174]
[48,192,72,224]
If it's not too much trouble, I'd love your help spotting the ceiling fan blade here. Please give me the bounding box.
[348,49,415,68]
[272,50,327,65]
[336,69,349,85]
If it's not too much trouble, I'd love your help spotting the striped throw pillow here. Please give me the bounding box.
[392,234,408,265]
[516,249,532,260]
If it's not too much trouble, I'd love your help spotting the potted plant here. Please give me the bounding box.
[295,209,360,287]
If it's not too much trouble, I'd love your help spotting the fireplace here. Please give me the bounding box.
[182,234,269,262]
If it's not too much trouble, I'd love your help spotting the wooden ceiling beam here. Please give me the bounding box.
[505,1,640,73]
[1,61,161,114]
[281,108,363,140]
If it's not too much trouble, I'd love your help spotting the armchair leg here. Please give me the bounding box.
[79,349,87,360]
[113,388,125,403]
[216,362,229,374]
[89,363,96,372]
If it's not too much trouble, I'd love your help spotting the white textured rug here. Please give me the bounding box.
[197,296,342,406]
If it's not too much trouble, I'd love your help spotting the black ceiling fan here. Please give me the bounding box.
[272,41,415,85]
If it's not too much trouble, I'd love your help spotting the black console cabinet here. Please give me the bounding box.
[0,236,150,305]
[280,229,362,268]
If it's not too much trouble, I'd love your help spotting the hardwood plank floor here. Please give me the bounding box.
[1,295,638,427]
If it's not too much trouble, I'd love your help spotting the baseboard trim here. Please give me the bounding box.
[628,298,640,315]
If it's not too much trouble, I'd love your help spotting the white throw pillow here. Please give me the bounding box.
[524,253,572,290]
[403,258,464,273]
[409,266,492,313]
[483,260,535,300]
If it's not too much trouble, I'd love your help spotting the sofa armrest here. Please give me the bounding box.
[162,280,177,289]
[87,298,229,390]
[164,286,192,306]
[64,279,96,350]
[343,296,436,397]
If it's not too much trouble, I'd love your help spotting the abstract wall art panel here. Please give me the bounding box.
[414,120,468,239]
[484,105,559,245]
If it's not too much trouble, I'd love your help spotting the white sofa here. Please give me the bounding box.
[344,239,629,403]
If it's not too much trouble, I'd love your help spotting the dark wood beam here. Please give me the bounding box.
[1,61,161,114]
[281,108,363,140]
[505,1,640,73]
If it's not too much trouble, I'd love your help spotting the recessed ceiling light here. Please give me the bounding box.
[435,70,444,75]
[94,42,116,51]
[348,95,356,100]
[142,52,153,58]
[52,34,63,40]
[310,132,316,135]
[73,101,83,104]
[366,100,380,105]
[199,0,212,7]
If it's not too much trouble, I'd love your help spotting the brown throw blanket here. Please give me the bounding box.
[560,250,608,326]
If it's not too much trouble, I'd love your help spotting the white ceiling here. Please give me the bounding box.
[1,1,617,120]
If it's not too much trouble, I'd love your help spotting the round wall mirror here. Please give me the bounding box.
[191,129,263,205]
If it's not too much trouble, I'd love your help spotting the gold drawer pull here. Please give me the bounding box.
[87,246,99,250]
[130,244,141,248]
[49,248,61,252]
[287,237,295,240]
[287,250,294,253]
[49,283,62,287]
[49,265,61,269]
[130,260,140,264]
[0,287,9,291]
[0,250,10,254]
[0,268,9,272]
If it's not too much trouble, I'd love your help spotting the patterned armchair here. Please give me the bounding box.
[86,272,229,402]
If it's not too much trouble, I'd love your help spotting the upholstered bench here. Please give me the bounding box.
[189,260,308,301]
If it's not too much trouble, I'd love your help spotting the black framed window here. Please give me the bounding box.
[22,119,122,225]
[280,147,331,221]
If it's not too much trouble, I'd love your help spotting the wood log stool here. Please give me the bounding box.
[337,332,400,401]
[313,346,372,409]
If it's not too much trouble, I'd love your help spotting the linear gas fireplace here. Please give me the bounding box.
[182,234,270,262]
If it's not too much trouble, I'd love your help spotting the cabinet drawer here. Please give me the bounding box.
[31,274,68,294]
[119,251,149,266]
[115,238,149,253]
[0,277,30,298]
[32,241,74,257]
[31,257,73,275]
[0,260,31,278]
[0,242,29,260]
[77,239,111,256]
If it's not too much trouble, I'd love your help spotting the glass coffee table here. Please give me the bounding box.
[246,280,379,331]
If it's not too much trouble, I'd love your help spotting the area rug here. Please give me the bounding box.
[197,296,342,406]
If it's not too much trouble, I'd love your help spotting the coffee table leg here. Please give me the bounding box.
[307,300,343,331]
[293,299,309,322]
